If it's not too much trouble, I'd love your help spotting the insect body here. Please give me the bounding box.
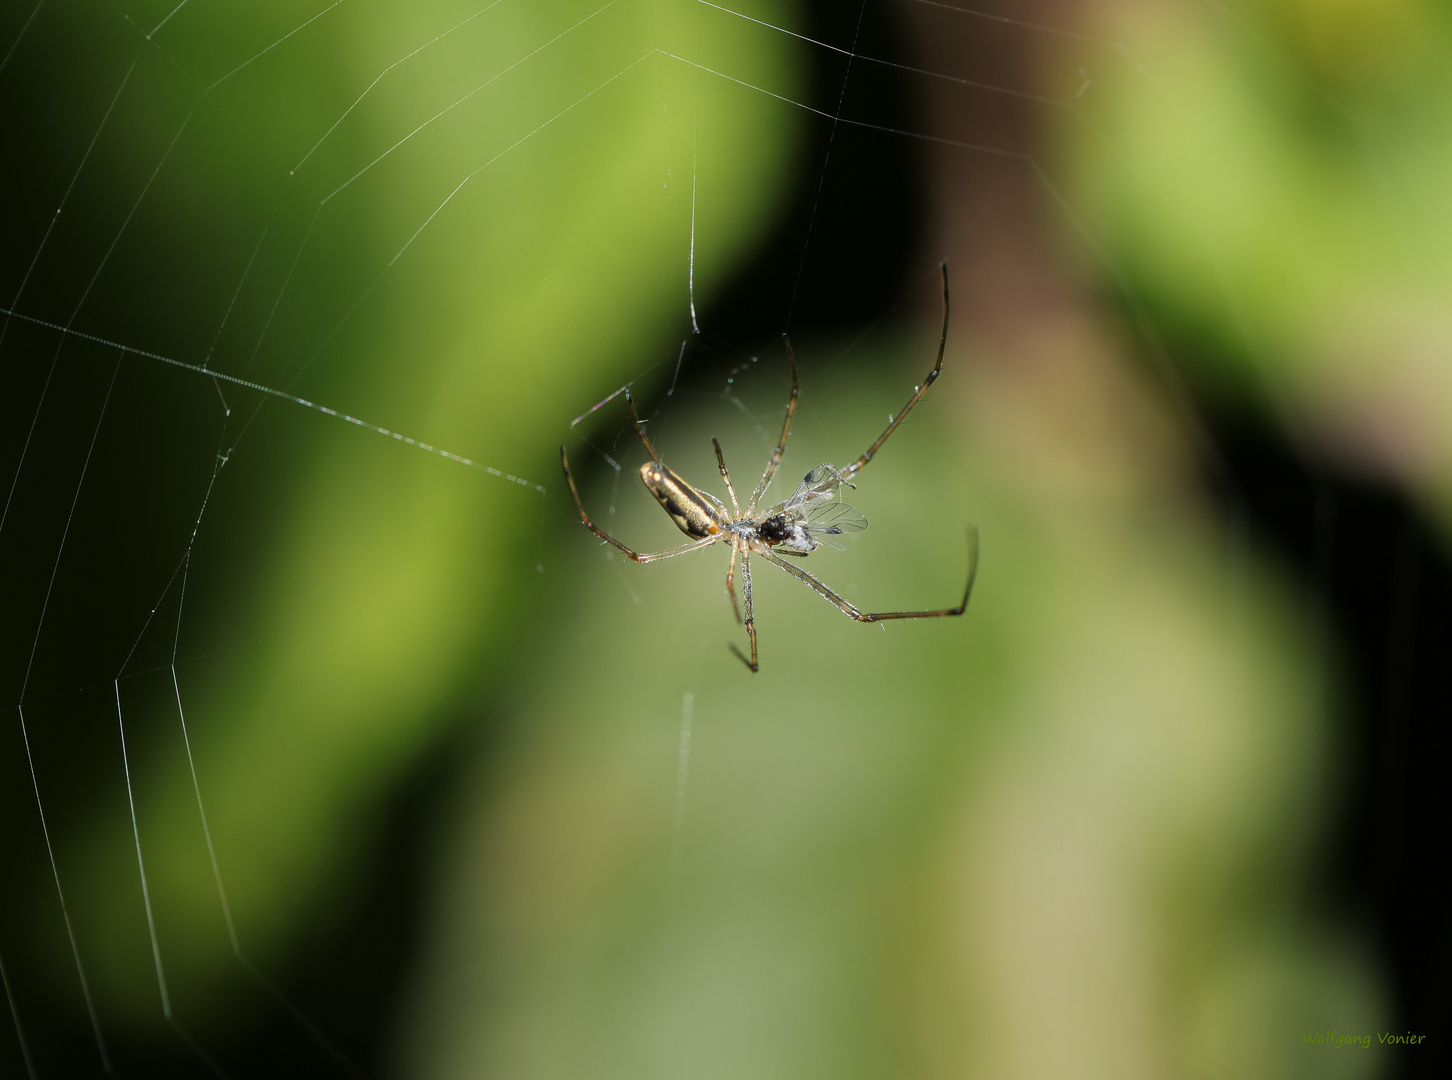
[560,264,978,672]
[753,465,865,554]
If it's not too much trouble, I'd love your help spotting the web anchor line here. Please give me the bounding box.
[115,684,167,1014]
[177,672,365,1077]
[320,0,623,205]
[0,945,38,1080]
[290,0,508,175]
[16,705,112,1073]
[112,643,229,1078]
[695,0,1071,107]
[1,58,140,537]
[168,650,364,1076]
[0,305,546,493]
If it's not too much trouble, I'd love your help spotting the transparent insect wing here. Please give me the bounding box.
[799,500,867,550]
[806,499,867,534]
[771,463,852,518]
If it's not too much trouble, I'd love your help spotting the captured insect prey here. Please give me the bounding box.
[561,263,979,672]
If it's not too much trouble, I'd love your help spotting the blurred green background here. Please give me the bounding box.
[0,0,1446,1078]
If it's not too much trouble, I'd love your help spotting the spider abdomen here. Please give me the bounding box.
[639,460,726,539]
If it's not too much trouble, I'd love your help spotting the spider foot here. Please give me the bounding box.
[728,641,759,673]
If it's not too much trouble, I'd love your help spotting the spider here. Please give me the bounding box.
[560,263,979,672]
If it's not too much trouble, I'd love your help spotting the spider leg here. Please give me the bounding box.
[561,446,718,562]
[724,542,743,624]
[746,337,800,513]
[758,525,979,622]
[727,549,759,672]
[623,386,662,463]
[712,438,743,516]
[841,262,951,481]
[700,488,731,518]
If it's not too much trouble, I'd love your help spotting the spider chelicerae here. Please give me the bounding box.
[560,264,979,672]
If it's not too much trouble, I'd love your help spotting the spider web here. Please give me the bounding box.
[1,1,1441,1078]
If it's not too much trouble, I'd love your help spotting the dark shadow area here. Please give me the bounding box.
[1205,407,1451,1080]
[689,0,924,357]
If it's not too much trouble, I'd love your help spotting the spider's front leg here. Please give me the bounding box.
[841,262,952,481]
[746,339,800,514]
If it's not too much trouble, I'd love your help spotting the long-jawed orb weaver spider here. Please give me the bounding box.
[560,263,979,672]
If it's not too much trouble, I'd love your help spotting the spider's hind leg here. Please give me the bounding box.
[727,549,759,672]
[758,525,979,623]
[725,543,743,624]
[623,386,662,463]
[560,447,716,562]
